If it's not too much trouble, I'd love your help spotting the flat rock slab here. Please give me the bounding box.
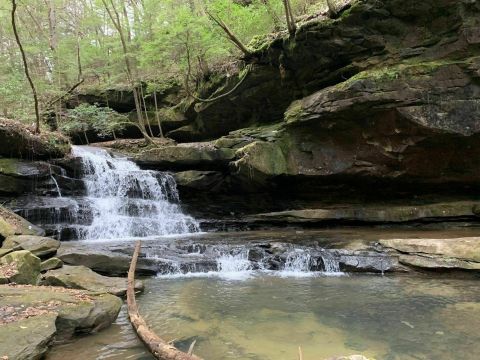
[57,246,159,276]
[380,237,480,271]
[0,284,121,358]
[42,265,144,296]
[252,201,480,223]
[2,235,60,258]
[380,237,480,262]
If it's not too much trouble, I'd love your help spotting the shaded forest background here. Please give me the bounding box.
[0,0,340,138]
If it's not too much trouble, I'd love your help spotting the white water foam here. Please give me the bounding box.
[278,249,344,277]
[156,251,253,281]
[155,248,344,280]
[71,146,199,240]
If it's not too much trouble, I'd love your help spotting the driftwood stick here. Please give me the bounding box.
[127,241,203,360]
[188,340,197,355]
[298,346,304,360]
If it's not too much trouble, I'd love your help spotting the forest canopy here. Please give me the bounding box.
[0,0,338,133]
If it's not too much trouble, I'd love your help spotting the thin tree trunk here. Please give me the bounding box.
[11,0,41,133]
[206,10,251,56]
[45,0,57,51]
[283,0,296,35]
[45,78,85,109]
[121,3,132,42]
[76,36,83,81]
[101,0,152,144]
[140,85,154,137]
[153,91,163,138]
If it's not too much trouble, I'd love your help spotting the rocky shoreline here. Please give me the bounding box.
[1,202,479,358]
[0,0,479,358]
[0,206,142,359]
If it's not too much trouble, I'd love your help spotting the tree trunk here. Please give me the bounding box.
[101,0,153,144]
[153,91,163,138]
[140,85,154,137]
[206,10,251,57]
[11,0,41,133]
[76,36,83,81]
[283,0,296,35]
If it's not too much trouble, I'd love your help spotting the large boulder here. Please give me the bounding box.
[133,142,235,170]
[42,265,144,296]
[0,205,45,241]
[227,59,480,191]
[57,245,163,276]
[0,284,122,358]
[2,235,60,258]
[0,117,70,160]
[0,250,41,284]
[0,313,57,360]
[40,257,63,272]
[0,158,56,195]
[168,0,480,142]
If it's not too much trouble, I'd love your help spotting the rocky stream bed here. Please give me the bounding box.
[1,0,480,358]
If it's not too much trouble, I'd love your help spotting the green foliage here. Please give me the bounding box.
[0,0,324,127]
[61,104,128,138]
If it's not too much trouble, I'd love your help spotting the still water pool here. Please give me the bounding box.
[48,274,480,360]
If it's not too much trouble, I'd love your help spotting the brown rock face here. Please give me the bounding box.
[71,0,480,207]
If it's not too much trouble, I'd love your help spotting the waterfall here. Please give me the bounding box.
[50,175,62,197]
[280,249,343,277]
[280,249,313,277]
[216,251,252,280]
[71,145,199,240]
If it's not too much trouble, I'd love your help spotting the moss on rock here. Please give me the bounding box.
[0,250,41,285]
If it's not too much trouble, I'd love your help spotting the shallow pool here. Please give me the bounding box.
[47,273,480,360]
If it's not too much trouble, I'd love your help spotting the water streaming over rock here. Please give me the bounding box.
[71,146,199,240]
[151,244,342,280]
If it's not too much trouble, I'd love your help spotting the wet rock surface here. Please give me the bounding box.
[57,229,480,275]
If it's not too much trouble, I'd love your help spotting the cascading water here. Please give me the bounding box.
[150,242,342,280]
[71,146,199,240]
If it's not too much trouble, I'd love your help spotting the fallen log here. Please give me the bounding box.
[127,240,203,360]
